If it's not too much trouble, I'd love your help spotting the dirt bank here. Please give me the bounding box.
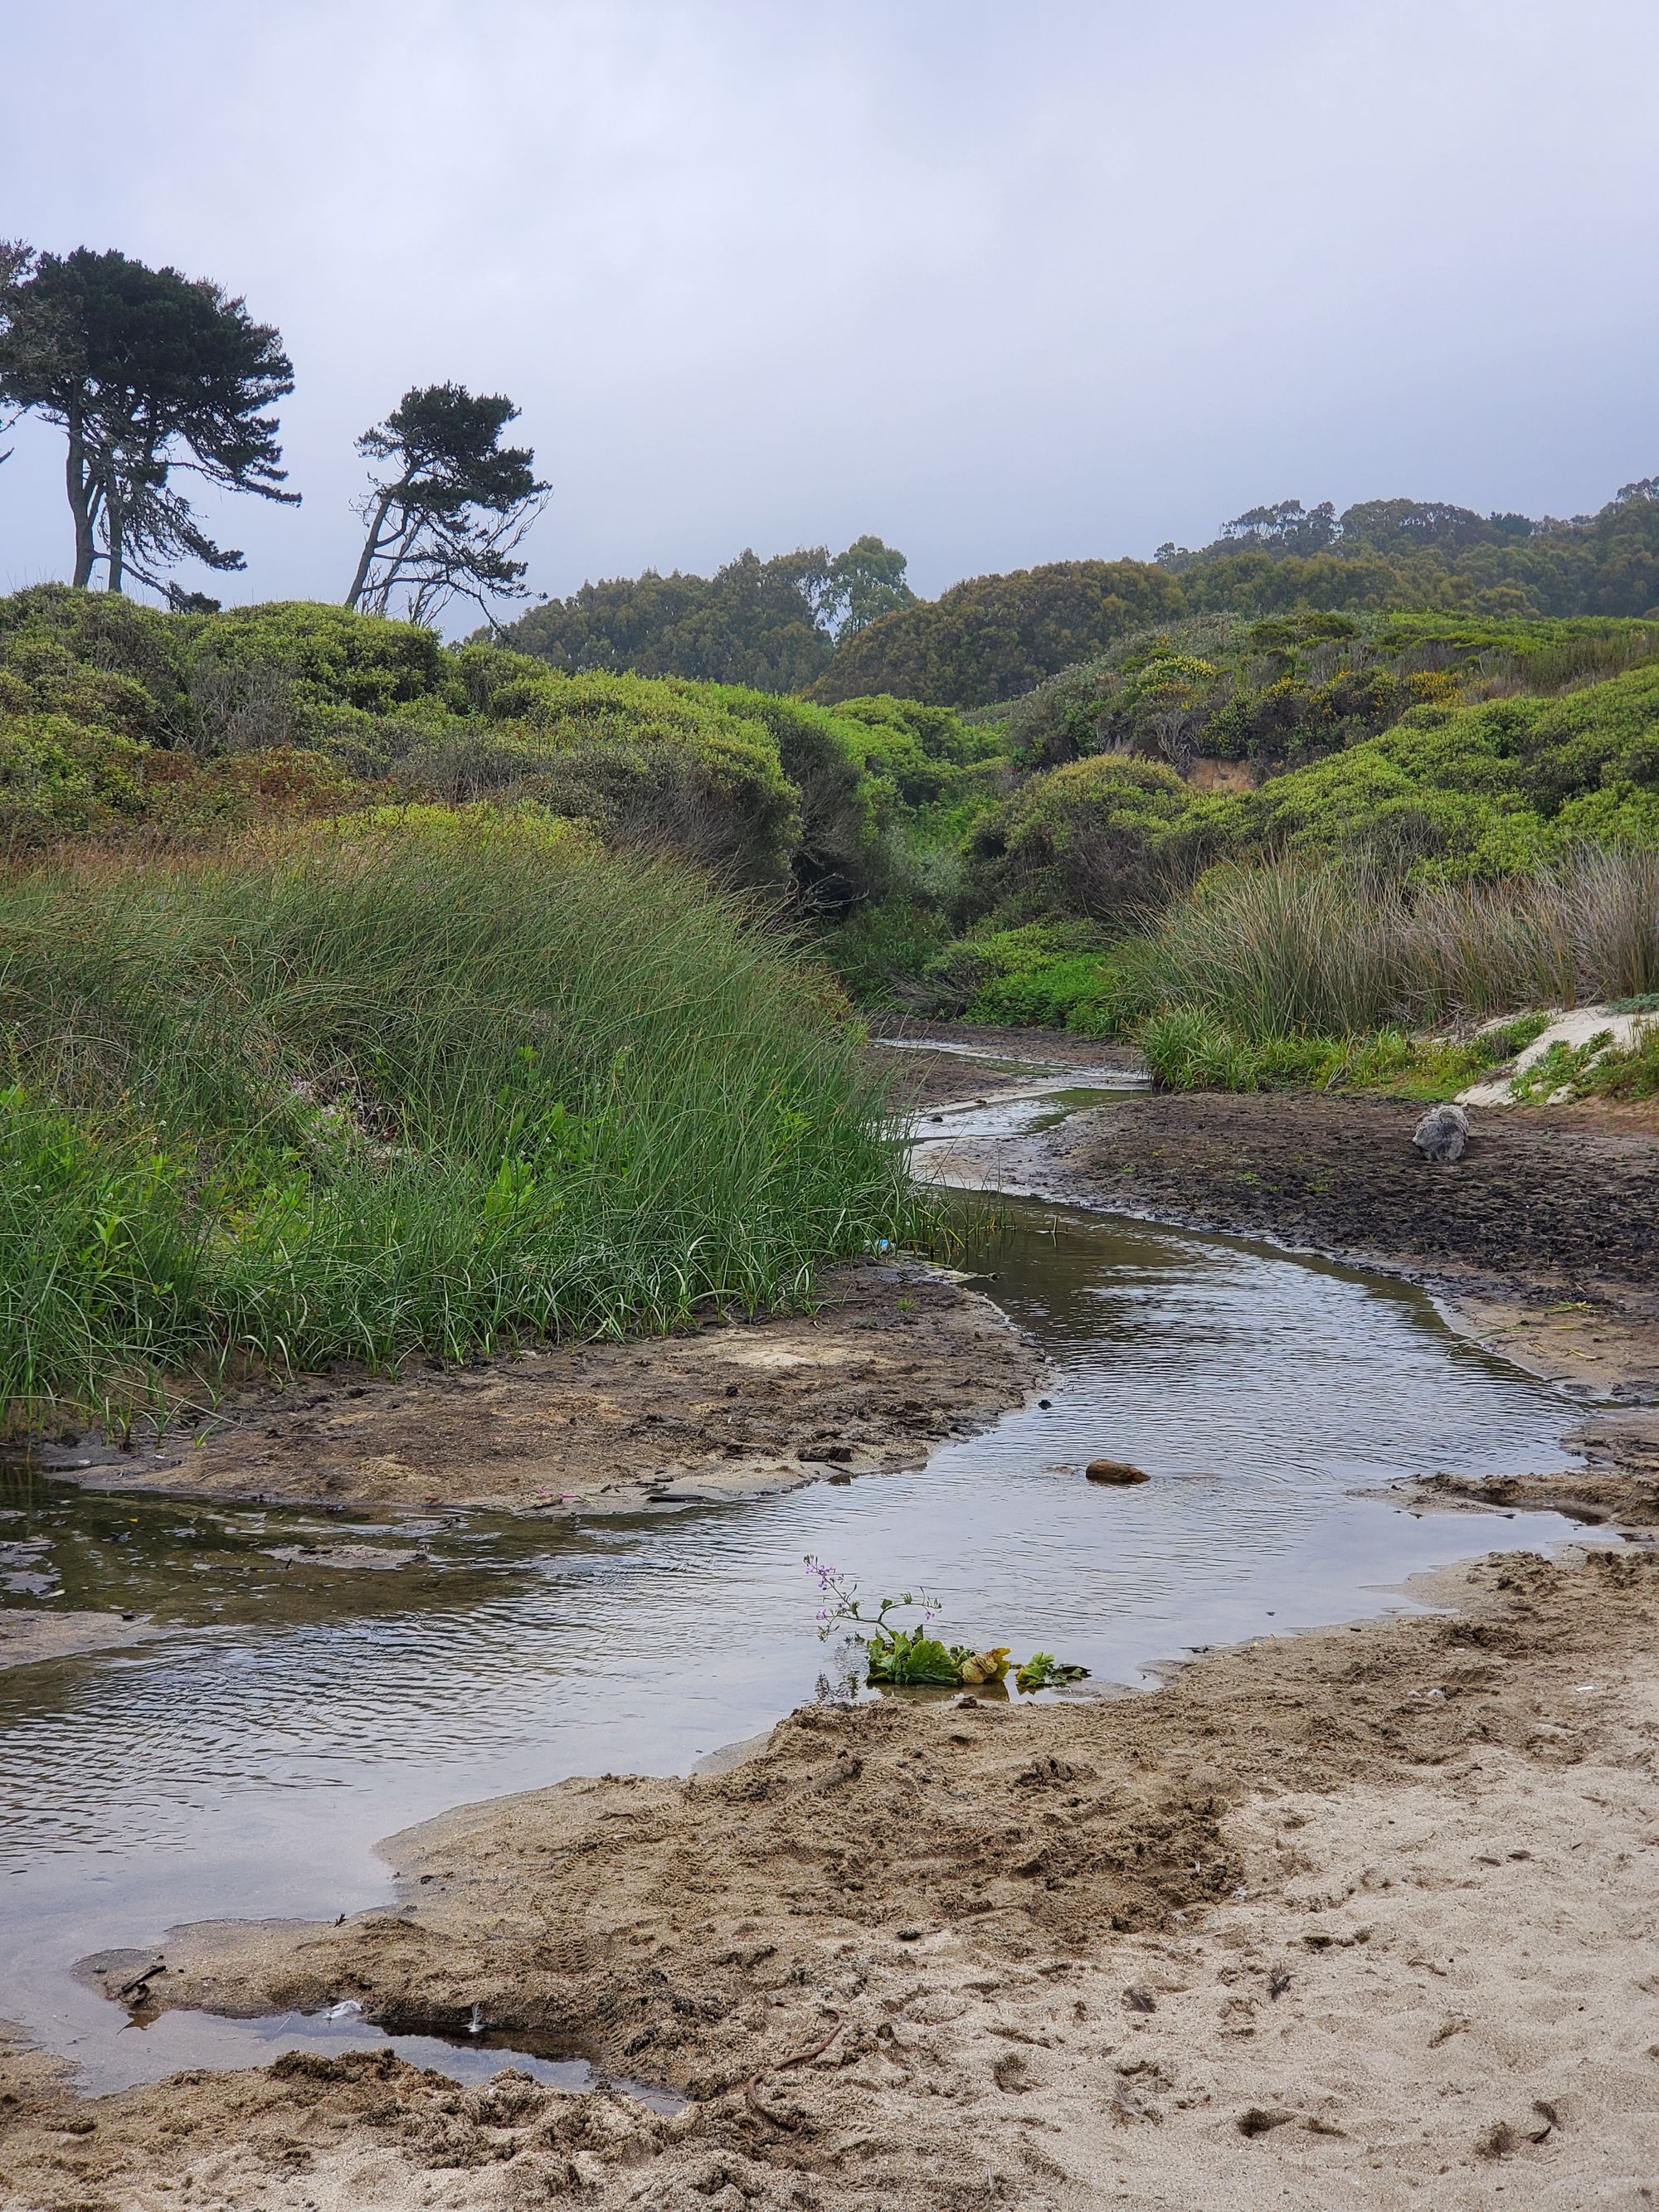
[24,1263,1039,1516]
[5,1540,1656,2210]
[933,1086,1659,1314]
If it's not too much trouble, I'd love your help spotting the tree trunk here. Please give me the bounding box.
[105,479,124,594]
[66,406,97,590]
[345,486,398,610]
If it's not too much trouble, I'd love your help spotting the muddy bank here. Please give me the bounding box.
[938,1088,1659,1315]
[1404,1404,1659,1529]
[24,1263,1039,1516]
[5,1541,1656,2209]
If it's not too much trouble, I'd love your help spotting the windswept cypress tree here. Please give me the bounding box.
[344,383,548,625]
[0,244,295,593]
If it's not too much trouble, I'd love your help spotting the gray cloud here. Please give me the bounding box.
[2,0,1657,626]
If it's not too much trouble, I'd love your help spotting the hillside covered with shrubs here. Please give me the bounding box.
[0,583,997,916]
[914,644,1659,1045]
[0,585,951,1427]
[4,575,1657,1118]
[811,483,1659,708]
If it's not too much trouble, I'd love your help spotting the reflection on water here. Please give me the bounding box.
[0,1201,1586,2091]
[66,2001,686,2111]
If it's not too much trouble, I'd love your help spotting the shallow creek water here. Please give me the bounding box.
[0,1149,1593,2097]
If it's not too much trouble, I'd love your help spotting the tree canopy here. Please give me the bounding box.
[810,560,1189,707]
[0,244,294,593]
[497,537,912,692]
[816,485,1659,708]
[344,383,548,625]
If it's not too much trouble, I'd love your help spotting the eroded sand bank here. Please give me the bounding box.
[5,1539,1657,2210]
[22,1262,1039,1518]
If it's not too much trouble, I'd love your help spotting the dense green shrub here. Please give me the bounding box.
[1179,661,1659,881]
[705,687,896,909]
[0,585,192,728]
[187,601,455,717]
[964,755,1194,923]
[463,669,801,887]
[0,591,852,892]
[0,713,148,845]
[818,898,954,1003]
[811,561,1189,707]
[0,634,168,743]
[1000,610,1659,777]
[916,921,1141,1035]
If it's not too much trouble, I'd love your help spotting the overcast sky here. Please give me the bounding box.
[2,0,1657,626]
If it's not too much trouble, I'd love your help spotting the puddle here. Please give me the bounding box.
[0,1198,1589,2094]
[54,1983,684,2109]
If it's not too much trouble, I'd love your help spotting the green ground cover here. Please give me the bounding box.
[0,587,986,921]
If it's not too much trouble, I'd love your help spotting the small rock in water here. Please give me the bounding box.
[1085,1459,1150,1485]
[1413,1102,1469,1162]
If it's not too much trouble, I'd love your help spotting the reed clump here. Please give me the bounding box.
[0,821,917,1432]
[1136,847,1659,1039]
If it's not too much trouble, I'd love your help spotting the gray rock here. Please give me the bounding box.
[1413,1102,1470,1162]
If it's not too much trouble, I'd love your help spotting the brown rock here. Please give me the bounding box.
[1086,1460,1150,1485]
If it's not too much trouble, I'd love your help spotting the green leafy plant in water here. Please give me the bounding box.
[1015,1651,1092,1693]
[866,1624,974,1688]
[805,1558,1084,1692]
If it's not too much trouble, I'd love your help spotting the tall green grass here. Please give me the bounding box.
[0,824,917,1432]
[1136,847,1659,1038]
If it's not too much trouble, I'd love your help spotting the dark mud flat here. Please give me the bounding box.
[1023,1090,1659,1312]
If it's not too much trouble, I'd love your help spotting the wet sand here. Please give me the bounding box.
[22,1262,1039,1519]
[6,1539,1657,2210]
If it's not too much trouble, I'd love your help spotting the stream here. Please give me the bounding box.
[0,1077,1596,2098]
